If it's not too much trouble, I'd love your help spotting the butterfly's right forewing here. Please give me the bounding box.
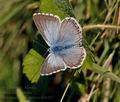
[58,17,82,46]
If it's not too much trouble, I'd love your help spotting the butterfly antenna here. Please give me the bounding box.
[33,40,49,58]
[43,49,49,58]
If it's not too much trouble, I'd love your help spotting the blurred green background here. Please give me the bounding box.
[0,0,120,102]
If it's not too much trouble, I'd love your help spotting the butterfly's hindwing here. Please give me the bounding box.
[41,54,66,75]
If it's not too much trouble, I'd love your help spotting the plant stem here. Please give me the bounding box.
[87,75,100,101]
[60,83,70,102]
[60,70,81,102]
[83,24,120,30]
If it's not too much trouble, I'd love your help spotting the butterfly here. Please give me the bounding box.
[33,13,86,76]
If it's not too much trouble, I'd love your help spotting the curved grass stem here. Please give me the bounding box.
[60,70,81,102]
[83,24,120,30]
[60,83,70,102]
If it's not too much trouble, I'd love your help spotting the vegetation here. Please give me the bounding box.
[0,0,120,102]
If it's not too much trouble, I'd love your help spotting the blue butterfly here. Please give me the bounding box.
[33,13,86,76]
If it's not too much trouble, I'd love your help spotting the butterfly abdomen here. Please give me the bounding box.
[50,44,75,53]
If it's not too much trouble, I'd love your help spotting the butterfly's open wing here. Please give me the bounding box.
[33,13,61,46]
[41,54,66,75]
[59,47,86,69]
[57,17,82,46]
